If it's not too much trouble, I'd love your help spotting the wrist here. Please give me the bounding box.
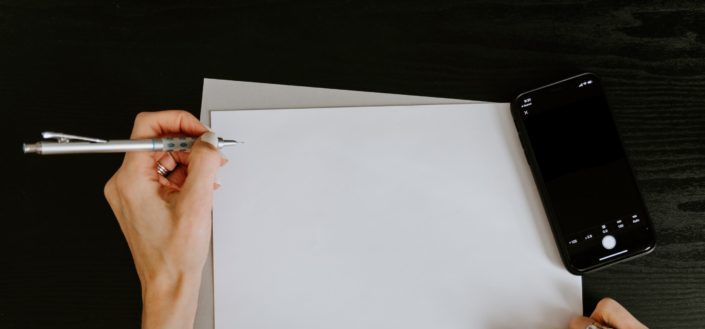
[142,272,203,329]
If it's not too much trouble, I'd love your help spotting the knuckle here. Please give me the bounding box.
[132,112,153,132]
[174,109,192,118]
[165,109,193,123]
[103,177,115,201]
[596,297,618,312]
[134,111,151,123]
[176,110,203,134]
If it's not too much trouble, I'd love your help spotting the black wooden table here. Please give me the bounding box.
[3,1,704,328]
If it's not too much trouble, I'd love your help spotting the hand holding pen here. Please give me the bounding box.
[103,110,227,328]
[23,111,241,180]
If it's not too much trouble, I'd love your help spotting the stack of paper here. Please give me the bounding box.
[197,79,581,329]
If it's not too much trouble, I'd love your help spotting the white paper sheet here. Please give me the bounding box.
[197,78,491,329]
[210,104,581,329]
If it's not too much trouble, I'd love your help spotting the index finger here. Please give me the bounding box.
[130,110,208,139]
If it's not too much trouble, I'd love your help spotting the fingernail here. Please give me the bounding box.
[214,180,222,190]
[221,157,229,166]
[200,131,218,149]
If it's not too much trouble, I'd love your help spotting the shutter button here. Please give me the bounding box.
[601,235,617,250]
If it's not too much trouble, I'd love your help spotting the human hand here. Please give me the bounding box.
[570,298,648,329]
[104,110,226,329]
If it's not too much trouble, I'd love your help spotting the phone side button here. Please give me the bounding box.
[601,235,617,250]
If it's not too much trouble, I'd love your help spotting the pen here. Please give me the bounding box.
[23,131,242,155]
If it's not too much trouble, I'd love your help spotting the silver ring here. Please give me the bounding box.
[587,323,613,329]
[156,161,171,177]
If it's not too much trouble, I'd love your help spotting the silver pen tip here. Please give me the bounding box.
[220,139,244,147]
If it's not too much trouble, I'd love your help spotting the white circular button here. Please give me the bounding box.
[602,235,617,250]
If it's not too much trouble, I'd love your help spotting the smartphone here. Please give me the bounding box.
[511,73,656,274]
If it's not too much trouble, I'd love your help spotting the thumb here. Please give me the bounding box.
[179,132,224,209]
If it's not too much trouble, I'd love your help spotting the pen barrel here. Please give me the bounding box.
[23,136,227,155]
[32,139,158,154]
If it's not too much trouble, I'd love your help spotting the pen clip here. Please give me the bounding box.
[41,131,107,144]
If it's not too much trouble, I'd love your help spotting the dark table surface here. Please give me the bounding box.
[2,1,704,328]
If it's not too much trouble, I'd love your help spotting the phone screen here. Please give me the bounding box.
[516,74,654,272]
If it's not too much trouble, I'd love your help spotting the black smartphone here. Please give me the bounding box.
[511,73,656,274]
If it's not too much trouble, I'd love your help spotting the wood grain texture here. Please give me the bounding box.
[1,1,703,328]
